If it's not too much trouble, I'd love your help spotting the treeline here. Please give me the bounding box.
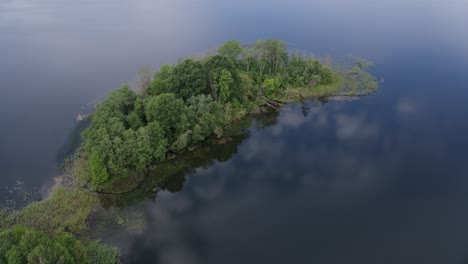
[82,39,376,190]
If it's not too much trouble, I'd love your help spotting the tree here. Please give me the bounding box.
[286,55,334,86]
[166,59,207,99]
[262,77,282,98]
[147,121,168,161]
[205,55,237,75]
[0,226,87,264]
[93,85,137,122]
[219,69,233,103]
[263,39,287,76]
[205,55,240,100]
[185,95,216,141]
[237,71,256,102]
[218,40,242,60]
[239,47,255,72]
[0,226,119,264]
[343,66,377,94]
[126,111,143,130]
[145,93,187,140]
[121,128,153,172]
[253,40,268,80]
[148,64,174,96]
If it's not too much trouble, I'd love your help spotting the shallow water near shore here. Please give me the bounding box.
[2,0,468,263]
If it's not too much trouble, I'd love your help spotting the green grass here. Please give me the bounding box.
[279,69,377,102]
[86,240,120,264]
[7,187,98,235]
[96,170,144,194]
[67,147,92,188]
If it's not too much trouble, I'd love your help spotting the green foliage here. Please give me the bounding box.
[262,39,288,76]
[82,39,377,189]
[286,53,334,87]
[185,95,217,142]
[263,77,282,98]
[170,130,192,152]
[121,128,153,172]
[87,85,137,128]
[166,59,207,99]
[145,93,187,138]
[215,69,234,103]
[148,64,174,96]
[89,150,109,187]
[320,66,334,84]
[218,40,242,60]
[8,188,97,235]
[126,111,143,130]
[205,55,239,101]
[147,121,168,161]
[69,148,91,188]
[82,85,141,185]
[86,240,120,264]
[0,226,87,264]
[253,39,288,77]
[0,209,9,230]
[0,226,119,264]
[237,71,257,102]
[342,66,378,95]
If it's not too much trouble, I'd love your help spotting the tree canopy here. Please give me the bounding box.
[218,40,242,60]
[0,226,119,264]
[82,39,377,190]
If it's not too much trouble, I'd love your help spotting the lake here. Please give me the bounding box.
[1,0,468,263]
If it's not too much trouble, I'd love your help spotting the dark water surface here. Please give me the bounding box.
[2,0,468,263]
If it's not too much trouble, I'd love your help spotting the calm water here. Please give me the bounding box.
[2,0,468,263]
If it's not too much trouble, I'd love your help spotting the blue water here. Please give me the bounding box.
[1,0,468,263]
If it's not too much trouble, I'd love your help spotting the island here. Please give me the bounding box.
[82,39,378,193]
[0,39,377,263]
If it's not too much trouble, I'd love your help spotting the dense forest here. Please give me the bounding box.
[82,39,377,191]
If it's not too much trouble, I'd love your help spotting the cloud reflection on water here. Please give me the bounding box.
[90,93,468,263]
[113,100,400,263]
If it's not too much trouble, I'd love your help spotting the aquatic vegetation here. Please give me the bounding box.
[86,240,120,264]
[0,188,119,264]
[63,147,91,189]
[5,187,97,235]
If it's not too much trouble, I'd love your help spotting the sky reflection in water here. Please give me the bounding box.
[112,87,468,263]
